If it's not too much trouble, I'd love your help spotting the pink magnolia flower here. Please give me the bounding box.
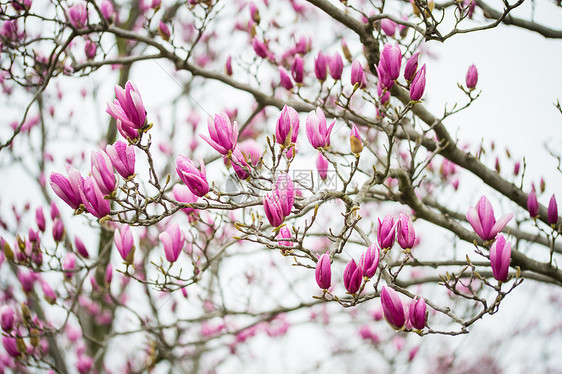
[74,237,89,259]
[291,55,304,83]
[35,207,45,232]
[114,225,134,265]
[360,244,380,278]
[52,218,65,242]
[306,108,335,149]
[466,196,513,241]
[91,150,116,195]
[0,305,15,332]
[489,234,511,282]
[548,194,558,225]
[173,184,198,216]
[229,148,252,180]
[274,173,295,217]
[379,43,402,81]
[276,226,293,247]
[200,113,238,155]
[176,155,209,197]
[317,153,329,180]
[409,64,426,101]
[404,51,420,82]
[466,64,478,89]
[68,2,88,29]
[396,213,416,249]
[314,51,328,81]
[380,286,406,329]
[2,336,20,357]
[275,105,299,146]
[159,223,185,263]
[315,252,331,290]
[80,176,111,219]
[50,172,82,210]
[380,18,396,36]
[263,192,284,227]
[100,0,115,22]
[343,259,363,294]
[409,297,427,330]
[106,140,135,179]
[279,67,294,90]
[377,215,396,250]
[329,52,343,80]
[527,188,539,218]
[106,81,146,135]
[350,59,365,88]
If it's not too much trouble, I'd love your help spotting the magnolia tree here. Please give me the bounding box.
[1,0,562,373]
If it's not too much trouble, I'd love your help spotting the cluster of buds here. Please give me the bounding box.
[380,286,427,330]
[315,244,381,295]
[377,213,417,251]
[263,174,295,227]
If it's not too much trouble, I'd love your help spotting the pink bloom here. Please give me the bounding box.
[360,244,380,278]
[76,355,93,374]
[173,184,198,216]
[68,2,88,29]
[466,196,513,241]
[74,237,89,259]
[42,280,57,305]
[2,336,20,357]
[396,213,416,249]
[466,64,478,89]
[548,194,558,225]
[279,67,294,90]
[377,215,396,250]
[350,59,364,87]
[314,51,328,81]
[263,193,284,227]
[158,21,171,41]
[229,148,252,180]
[100,0,115,22]
[106,140,135,179]
[200,113,238,155]
[276,105,299,147]
[252,37,268,59]
[91,150,116,195]
[274,173,295,217]
[343,259,363,294]
[489,234,511,282]
[159,223,185,263]
[315,252,331,289]
[225,55,233,76]
[317,153,329,180]
[404,51,420,82]
[379,43,402,81]
[106,81,146,132]
[176,155,209,197]
[114,225,134,265]
[80,177,110,219]
[306,108,335,149]
[409,64,426,101]
[277,226,293,247]
[380,18,396,36]
[52,218,65,242]
[35,207,45,232]
[329,52,343,80]
[380,286,406,329]
[291,56,304,83]
[84,39,96,59]
[409,297,426,330]
[49,172,81,210]
[0,306,15,332]
[527,188,539,218]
